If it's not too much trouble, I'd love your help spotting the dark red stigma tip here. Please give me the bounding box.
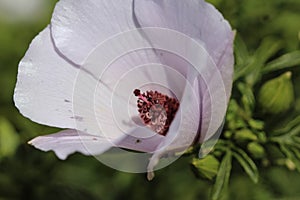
[133,89,141,96]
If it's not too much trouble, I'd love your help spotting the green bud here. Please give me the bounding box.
[247,142,265,158]
[191,155,220,180]
[234,129,258,141]
[227,119,247,130]
[257,131,267,143]
[286,159,296,171]
[248,119,264,130]
[224,131,232,139]
[262,158,270,167]
[258,72,295,114]
[238,82,255,115]
[227,99,240,115]
[235,119,247,129]
[213,150,223,157]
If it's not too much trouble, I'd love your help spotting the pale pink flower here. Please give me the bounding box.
[14,0,234,178]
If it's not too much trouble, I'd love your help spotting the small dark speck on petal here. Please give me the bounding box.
[64,99,71,103]
[93,138,97,141]
[135,139,141,144]
[71,116,84,122]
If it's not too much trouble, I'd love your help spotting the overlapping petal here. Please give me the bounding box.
[133,0,234,69]
[133,0,234,143]
[51,0,139,65]
[29,128,164,160]
[14,27,78,129]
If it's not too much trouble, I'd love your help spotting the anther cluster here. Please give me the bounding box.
[134,89,179,136]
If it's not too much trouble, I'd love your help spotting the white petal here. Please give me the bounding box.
[28,129,117,160]
[118,127,164,152]
[51,0,138,65]
[29,128,164,160]
[14,27,78,129]
[13,26,137,140]
[134,0,234,69]
[147,68,201,175]
[134,0,235,105]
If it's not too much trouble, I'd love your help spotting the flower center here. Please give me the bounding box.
[134,89,179,136]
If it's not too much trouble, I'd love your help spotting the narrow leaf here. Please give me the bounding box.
[274,115,300,134]
[290,124,300,136]
[290,147,300,160]
[234,58,256,81]
[262,51,300,74]
[280,144,300,172]
[234,34,250,68]
[211,151,232,200]
[234,38,282,83]
[254,37,282,65]
[233,147,259,183]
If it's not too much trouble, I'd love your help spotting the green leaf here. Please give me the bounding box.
[211,151,232,200]
[0,117,20,159]
[272,116,300,137]
[254,37,282,65]
[191,155,220,180]
[234,34,250,69]
[245,38,281,85]
[270,134,300,149]
[234,37,282,84]
[262,51,300,74]
[290,147,300,161]
[234,57,256,82]
[280,144,300,172]
[278,115,300,133]
[292,136,300,145]
[232,147,259,183]
[290,124,300,136]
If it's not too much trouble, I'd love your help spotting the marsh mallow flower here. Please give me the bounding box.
[14,0,234,178]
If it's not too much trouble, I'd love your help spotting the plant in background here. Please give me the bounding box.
[192,33,300,199]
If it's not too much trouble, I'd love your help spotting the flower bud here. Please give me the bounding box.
[286,159,296,171]
[258,72,295,114]
[248,119,264,130]
[224,131,233,139]
[191,155,220,180]
[247,142,265,158]
[234,129,257,141]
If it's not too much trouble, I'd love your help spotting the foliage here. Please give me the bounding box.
[191,0,300,198]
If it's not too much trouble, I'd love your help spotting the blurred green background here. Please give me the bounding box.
[0,0,300,199]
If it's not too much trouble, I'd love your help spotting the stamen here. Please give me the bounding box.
[133,89,180,136]
[134,89,150,104]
